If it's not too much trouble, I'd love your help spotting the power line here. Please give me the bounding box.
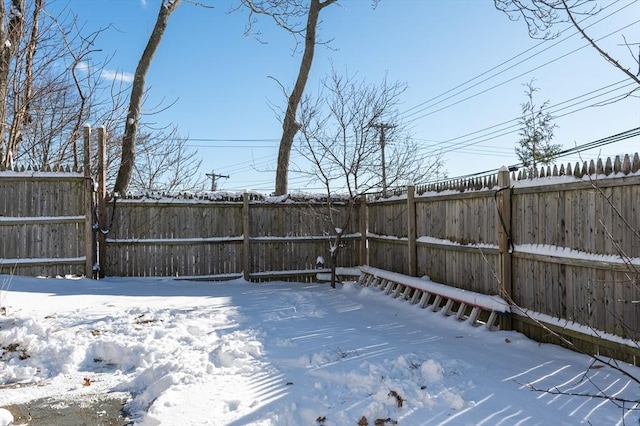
[224,126,640,192]
[399,0,628,117]
[186,76,636,187]
[424,127,640,184]
[186,138,279,142]
[412,79,636,155]
[398,1,636,123]
[198,79,637,186]
[404,20,639,126]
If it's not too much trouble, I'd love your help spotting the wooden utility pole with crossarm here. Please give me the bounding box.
[371,123,396,196]
[206,171,229,191]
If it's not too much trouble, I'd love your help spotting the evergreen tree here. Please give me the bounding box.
[515,80,561,171]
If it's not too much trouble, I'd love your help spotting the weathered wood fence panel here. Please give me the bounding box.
[3,144,638,363]
[369,154,640,364]
[103,198,361,281]
[416,245,501,296]
[369,189,501,294]
[369,237,408,275]
[510,175,640,344]
[105,199,243,278]
[368,199,407,238]
[0,172,87,277]
[368,199,408,274]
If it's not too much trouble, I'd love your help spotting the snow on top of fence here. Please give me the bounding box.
[516,244,640,266]
[0,164,81,173]
[370,152,640,199]
[119,190,251,202]
[117,190,353,204]
[512,307,639,348]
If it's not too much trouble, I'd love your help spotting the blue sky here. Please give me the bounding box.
[51,0,639,192]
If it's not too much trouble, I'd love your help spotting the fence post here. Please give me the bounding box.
[497,167,513,329]
[358,194,368,266]
[83,125,94,278]
[407,184,417,276]
[242,191,251,281]
[97,126,107,278]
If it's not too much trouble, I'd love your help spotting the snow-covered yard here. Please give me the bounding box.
[0,274,638,425]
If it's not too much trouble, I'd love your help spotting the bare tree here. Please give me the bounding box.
[495,0,640,85]
[7,0,40,166]
[0,0,115,170]
[113,0,182,194]
[130,127,206,192]
[515,80,561,171]
[0,0,202,197]
[0,0,26,167]
[297,69,443,286]
[238,0,338,195]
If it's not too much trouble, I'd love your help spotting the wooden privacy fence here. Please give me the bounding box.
[0,127,365,281]
[0,126,95,277]
[103,194,364,281]
[369,153,640,365]
[0,166,364,282]
[2,125,639,364]
[0,170,90,277]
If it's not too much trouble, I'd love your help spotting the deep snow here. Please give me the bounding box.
[0,274,639,425]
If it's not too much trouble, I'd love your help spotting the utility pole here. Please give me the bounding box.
[205,170,229,191]
[371,123,396,196]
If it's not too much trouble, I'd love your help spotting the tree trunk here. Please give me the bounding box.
[0,0,25,167]
[8,0,40,166]
[114,0,181,193]
[274,0,336,195]
[0,1,8,164]
[330,245,338,288]
[330,228,345,289]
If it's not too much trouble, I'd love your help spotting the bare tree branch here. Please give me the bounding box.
[495,0,640,85]
[559,0,640,85]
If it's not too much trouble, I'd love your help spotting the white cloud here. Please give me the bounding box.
[74,62,132,83]
[75,61,90,72]
[101,69,135,84]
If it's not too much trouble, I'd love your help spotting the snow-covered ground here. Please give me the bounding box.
[0,274,638,425]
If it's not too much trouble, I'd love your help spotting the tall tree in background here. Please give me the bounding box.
[0,0,25,166]
[495,0,640,86]
[0,0,202,192]
[0,0,111,169]
[240,0,338,195]
[113,0,182,194]
[515,80,561,170]
[297,68,443,286]
[130,127,205,192]
[298,68,443,196]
